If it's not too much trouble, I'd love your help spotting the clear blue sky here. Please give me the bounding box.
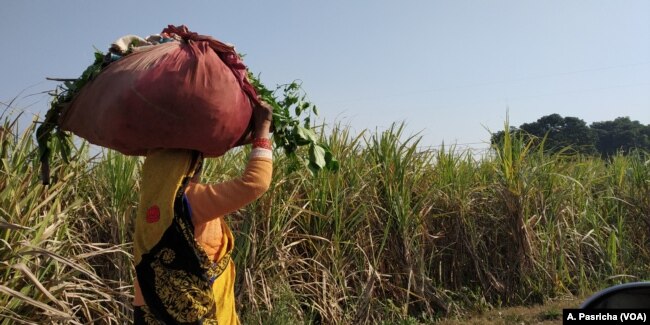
[2,1,649,153]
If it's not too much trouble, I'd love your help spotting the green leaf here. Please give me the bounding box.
[94,50,105,62]
[283,96,298,108]
[327,159,340,172]
[325,151,339,171]
[309,144,326,168]
[248,73,339,174]
[296,126,317,143]
[307,162,320,176]
[301,102,310,112]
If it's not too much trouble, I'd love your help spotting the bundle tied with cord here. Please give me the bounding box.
[38,24,338,185]
[38,25,259,185]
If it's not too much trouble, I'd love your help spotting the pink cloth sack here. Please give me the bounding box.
[59,25,259,157]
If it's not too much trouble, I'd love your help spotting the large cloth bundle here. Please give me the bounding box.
[59,25,259,157]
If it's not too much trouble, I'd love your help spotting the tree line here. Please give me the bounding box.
[491,114,650,156]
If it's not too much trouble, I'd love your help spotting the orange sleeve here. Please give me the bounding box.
[184,157,272,224]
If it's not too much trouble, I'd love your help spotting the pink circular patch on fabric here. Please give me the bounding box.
[146,205,160,223]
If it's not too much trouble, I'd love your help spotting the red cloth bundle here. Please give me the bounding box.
[59,25,259,157]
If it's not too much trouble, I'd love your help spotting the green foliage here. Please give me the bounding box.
[36,50,104,184]
[519,114,597,155]
[491,113,650,157]
[38,47,338,185]
[591,117,650,157]
[247,74,339,174]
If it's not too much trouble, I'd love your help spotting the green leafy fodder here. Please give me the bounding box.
[38,46,338,185]
[247,74,339,174]
[37,50,104,184]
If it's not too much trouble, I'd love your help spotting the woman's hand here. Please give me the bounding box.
[253,100,273,139]
[236,100,273,146]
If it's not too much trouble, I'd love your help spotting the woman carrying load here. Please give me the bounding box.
[132,100,274,324]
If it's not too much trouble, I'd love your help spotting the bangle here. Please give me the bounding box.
[250,148,273,160]
[252,138,272,150]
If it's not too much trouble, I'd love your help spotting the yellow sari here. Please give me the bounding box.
[133,149,238,324]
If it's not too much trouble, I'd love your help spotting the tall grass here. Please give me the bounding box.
[0,114,135,324]
[1,112,649,324]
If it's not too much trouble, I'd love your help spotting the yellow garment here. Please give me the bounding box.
[134,149,195,266]
[134,148,217,323]
[134,149,273,325]
[185,156,272,325]
[210,220,237,325]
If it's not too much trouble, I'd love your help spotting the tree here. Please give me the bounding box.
[491,114,650,157]
[590,117,650,157]
[518,114,597,154]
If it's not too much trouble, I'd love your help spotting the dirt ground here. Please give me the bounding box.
[436,297,581,325]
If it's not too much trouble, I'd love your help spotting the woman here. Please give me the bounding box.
[132,101,274,324]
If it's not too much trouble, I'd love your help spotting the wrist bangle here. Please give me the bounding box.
[250,148,273,160]
[252,138,272,150]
